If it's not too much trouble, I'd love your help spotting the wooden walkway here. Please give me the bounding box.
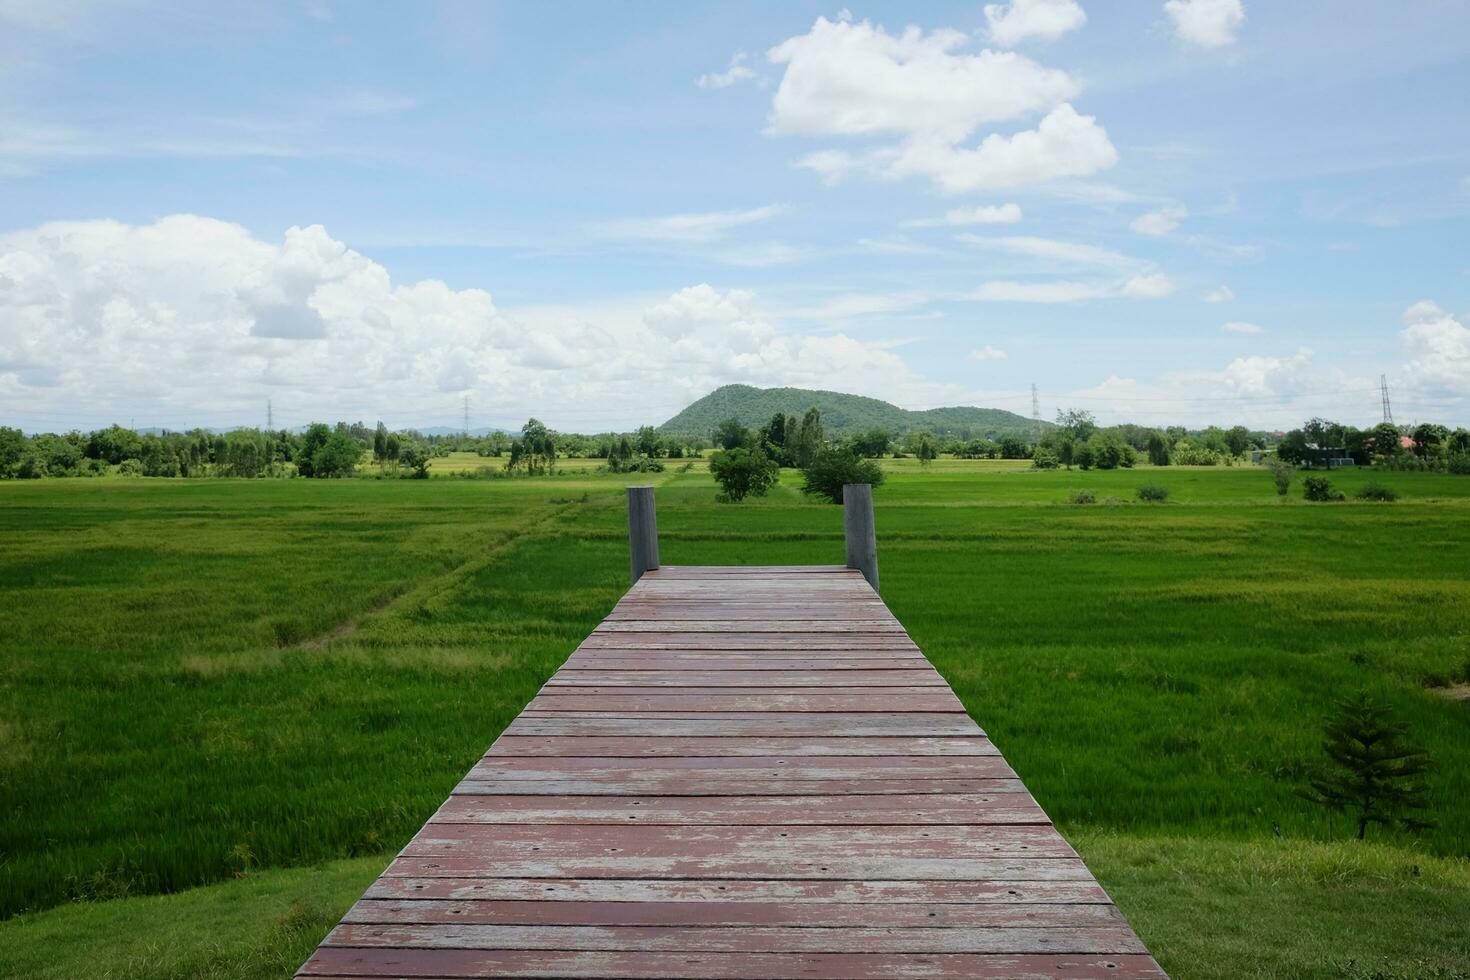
[298,565,1164,979]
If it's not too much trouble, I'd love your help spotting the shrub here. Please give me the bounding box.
[709,447,779,502]
[1448,453,1470,476]
[1069,489,1096,505]
[1303,476,1344,502]
[1266,458,1294,496]
[800,448,884,504]
[1032,448,1060,470]
[1136,484,1170,503]
[116,458,145,477]
[1356,482,1398,502]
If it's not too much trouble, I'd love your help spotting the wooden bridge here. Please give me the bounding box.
[298,487,1163,979]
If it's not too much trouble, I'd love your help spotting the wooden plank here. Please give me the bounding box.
[482,736,999,757]
[300,947,1166,978]
[505,713,986,737]
[363,876,1115,904]
[452,777,1030,796]
[465,756,1017,779]
[526,693,966,712]
[431,794,1048,826]
[324,922,1148,954]
[544,669,948,687]
[341,897,1125,928]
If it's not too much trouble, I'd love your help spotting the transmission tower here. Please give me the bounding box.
[463,394,471,437]
[1030,383,1042,441]
[266,398,273,431]
[1379,375,1394,426]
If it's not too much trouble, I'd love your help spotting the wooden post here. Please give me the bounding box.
[843,483,878,592]
[627,485,660,585]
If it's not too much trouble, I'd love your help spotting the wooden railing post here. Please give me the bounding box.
[627,485,660,585]
[843,483,878,592]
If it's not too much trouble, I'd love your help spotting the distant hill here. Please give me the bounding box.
[658,385,1046,441]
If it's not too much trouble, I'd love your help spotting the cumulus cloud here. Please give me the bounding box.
[697,52,757,89]
[1130,204,1186,235]
[1121,273,1176,298]
[0,215,945,427]
[1400,300,1470,396]
[985,0,1087,46]
[904,203,1022,227]
[1163,0,1245,48]
[1203,285,1234,303]
[769,16,1115,193]
[969,345,1009,361]
[1222,321,1263,334]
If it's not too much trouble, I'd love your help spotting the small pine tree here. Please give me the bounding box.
[1297,692,1434,840]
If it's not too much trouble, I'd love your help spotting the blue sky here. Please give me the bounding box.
[1,0,1468,432]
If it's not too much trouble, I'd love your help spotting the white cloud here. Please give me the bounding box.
[1163,0,1245,48]
[1222,320,1263,334]
[969,345,1009,361]
[0,215,947,428]
[1067,347,1315,427]
[769,17,1115,193]
[904,203,1022,227]
[767,17,1079,140]
[1203,285,1234,303]
[965,268,1173,303]
[1120,273,1176,298]
[967,280,1107,303]
[1400,300,1470,396]
[882,103,1118,193]
[596,204,786,243]
[958,233,1137,268]
[697,52,757,89]
[985,0,1087,46]
[1130,204,1187,235]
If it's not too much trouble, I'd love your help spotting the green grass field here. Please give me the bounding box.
[2,461,1468,978]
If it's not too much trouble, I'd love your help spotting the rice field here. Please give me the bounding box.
[2,461,1468,978]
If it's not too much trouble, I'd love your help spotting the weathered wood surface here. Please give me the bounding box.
[298,565,1164,979]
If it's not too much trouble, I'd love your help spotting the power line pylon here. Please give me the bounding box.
[267,398,273,431]
[1380,374,1394,426]
[463,394,471,437]
[1031,383,1042,441]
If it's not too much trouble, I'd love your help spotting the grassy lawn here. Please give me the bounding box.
[2,460,1468,977]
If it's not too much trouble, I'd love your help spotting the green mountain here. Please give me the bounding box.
[658,385,1046,441]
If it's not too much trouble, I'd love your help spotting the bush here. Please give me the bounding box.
[709,447,779,502]
[800,448,884,504]
[1136,484,1170,503]
[116,458,145,477]
[1303,476,1344,502]
[1069,489,1096,505]
[1356,482,1398,502]
[1032,448,1060,470]
[1448,453,1470,475]
[1266,458,1294,496]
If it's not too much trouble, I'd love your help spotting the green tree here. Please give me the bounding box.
[1411,423,1450,459]
[998,436,1028,459]
[792,407,824,468]
[1297,693,1434,840]
[0,426,25,477]
[708,447,779,502]
[86,424,142,465]
[1074,442,1096,470]
[849,428,891,459]
[373,421,389,461]
[1225,425,1251,456]
[1368,422,1402,459]
[714,417,749,451]
[1055,408,1097,444]
[296,423,332,477]
[800,448,884,504]
[1146,431,1171,466]
[398,443,431,478]
[635,425,664,458]
[311,432,361,478]
[915,434,937,468]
